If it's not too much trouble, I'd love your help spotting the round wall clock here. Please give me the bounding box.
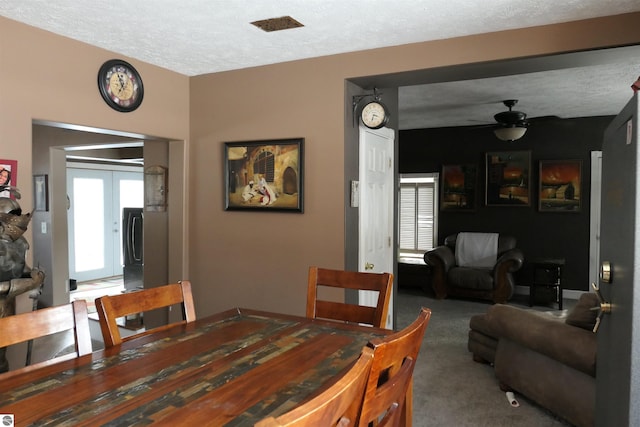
[360,100,389,129]
[97,59,144,112]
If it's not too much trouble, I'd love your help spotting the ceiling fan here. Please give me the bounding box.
[493,99,529,141]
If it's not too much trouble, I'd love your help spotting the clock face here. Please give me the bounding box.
[361,101,388,129]
[98,59,144,112]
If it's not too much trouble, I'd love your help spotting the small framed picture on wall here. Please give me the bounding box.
[0,159,18,199]
[440,164,478,211]
[34,175,49,211]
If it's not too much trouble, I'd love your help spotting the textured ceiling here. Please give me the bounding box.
[399,55,640,129]
[1,1,639,130]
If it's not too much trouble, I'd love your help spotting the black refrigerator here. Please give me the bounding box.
[122,207,143,291]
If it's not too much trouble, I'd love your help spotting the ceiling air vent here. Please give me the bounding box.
[251,16,304,32]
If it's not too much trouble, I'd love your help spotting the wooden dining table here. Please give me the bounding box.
[0,307,389,426]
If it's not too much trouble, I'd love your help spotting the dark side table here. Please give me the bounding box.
[529,258,565,310]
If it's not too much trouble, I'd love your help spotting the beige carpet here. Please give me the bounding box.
[396,287,574,427]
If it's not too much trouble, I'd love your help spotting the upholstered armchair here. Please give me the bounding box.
[424,232,524,303]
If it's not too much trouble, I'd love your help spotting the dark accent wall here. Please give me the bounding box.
[399,116,613,292]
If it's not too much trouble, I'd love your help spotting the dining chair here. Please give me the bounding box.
[306,266,393,328]
[0,300,92,375]
[95,280,196,347]
[358,307,431,427]
[254,346,375,427]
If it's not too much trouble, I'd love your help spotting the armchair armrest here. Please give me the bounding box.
[424,246,455,271]
[424,246,455,299]
[495,248,524,272]
[487,304,596,377]
[491,248,524,303]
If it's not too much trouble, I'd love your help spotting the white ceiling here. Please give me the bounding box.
[1,1,639,130]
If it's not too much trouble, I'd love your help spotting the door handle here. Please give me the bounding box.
[600,261,612,283]
[591,282,612,333]
[365,262,374,270]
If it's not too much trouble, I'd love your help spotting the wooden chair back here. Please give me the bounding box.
[364,356,416,427]
[255,346,374,427]
[95,280,196,347]
[306,266,393,328]
[357,307,431,427]
[0,300,92,374]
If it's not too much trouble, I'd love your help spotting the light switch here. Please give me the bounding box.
[41,221,47,234]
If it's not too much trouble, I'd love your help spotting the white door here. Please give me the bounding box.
[358,125,395,329]
[67,167,143,282]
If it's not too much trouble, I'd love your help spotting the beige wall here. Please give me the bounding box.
[2,13,640,319]
[0,16,189,205]
[0,16,189,306]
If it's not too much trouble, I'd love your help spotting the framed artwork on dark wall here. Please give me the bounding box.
[539,159,582,212]
[223,138,304,212]
[0,159,18,199]
[485,150,531,207]
[440,164,478,211]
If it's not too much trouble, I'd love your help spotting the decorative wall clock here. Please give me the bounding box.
[97,59,144,112]
[360,100,389,129]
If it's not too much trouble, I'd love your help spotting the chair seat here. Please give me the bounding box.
[448,267,493,291]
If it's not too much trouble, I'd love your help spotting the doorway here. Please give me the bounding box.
[67,166,143,283]
[31,122,187,308]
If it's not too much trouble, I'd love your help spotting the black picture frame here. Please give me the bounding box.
[224,138,304,212]
[34,174,49,211]
[485,150,531,207]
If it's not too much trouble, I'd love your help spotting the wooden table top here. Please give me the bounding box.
[0,308,389,426]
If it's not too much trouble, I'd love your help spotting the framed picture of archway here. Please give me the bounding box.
[539,159,582,212]
[224,138,304,212]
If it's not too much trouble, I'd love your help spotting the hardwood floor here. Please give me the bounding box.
[70,276,125,314]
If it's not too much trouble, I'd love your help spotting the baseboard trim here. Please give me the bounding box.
[514,285,583,300]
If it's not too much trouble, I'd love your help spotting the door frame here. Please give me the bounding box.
[32,121,188,307]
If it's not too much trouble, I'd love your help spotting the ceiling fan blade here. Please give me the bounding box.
[528,115,561,121]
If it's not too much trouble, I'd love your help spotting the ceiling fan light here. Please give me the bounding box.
[494,126,527,142]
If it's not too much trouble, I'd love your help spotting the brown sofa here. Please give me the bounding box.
[468,293,599,427]
[424,233,524,303]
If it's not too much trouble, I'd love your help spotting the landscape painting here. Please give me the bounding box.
[539,159,581,212]
[485,151,531,207]
[441,164,477,211]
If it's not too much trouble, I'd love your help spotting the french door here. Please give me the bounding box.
[67,167,143,283]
